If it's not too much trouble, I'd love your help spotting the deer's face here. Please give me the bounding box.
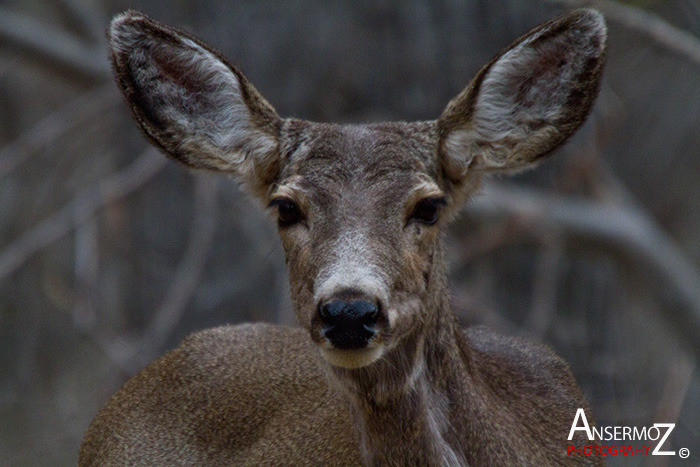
[271,121,460,368]
[109,10,606,368]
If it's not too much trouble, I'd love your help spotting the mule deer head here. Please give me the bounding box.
[110,8,605,370]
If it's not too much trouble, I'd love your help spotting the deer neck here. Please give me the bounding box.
[327,245,474,466]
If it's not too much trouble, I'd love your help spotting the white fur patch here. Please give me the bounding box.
[320,346,385,369]
[421,379,466,466]
[314,229,389,308]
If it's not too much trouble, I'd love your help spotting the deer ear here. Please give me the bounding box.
[109,11,281,197]
[438,9,606,179]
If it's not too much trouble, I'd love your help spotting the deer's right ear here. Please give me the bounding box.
[109,11,281,197]
[437,9,606,181]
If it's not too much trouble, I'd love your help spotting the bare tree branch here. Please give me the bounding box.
[0,83,119,177]
[0,147,167,281]
[55,0,106,43]
[524,239,565,339]
[0,50,20,79]
[545,0,700,66]
[0,5,109,79]
[73,216,99,329]
[467,182,700,359]
[653,354,694,425]
[69,175,220,373]
[141,175,219,354]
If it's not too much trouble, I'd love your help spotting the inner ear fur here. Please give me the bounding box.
[109,10,281,198]
[438,9,607,179]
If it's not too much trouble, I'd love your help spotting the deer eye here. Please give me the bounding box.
[269,198,304,227]
[409,197,446,226]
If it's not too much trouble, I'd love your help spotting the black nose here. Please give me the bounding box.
[318,299,379,349]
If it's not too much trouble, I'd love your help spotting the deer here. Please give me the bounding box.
[80,8,607,466]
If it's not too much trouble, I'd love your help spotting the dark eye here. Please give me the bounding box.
[269,198,304,227]
[409,197,446,225]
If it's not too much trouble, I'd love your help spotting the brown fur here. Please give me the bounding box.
[81,9,607,465]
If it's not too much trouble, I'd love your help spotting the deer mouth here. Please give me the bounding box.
[318,345,385,369]
[310,315,388,369]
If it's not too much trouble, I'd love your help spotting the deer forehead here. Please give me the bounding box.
[275,120,442,207]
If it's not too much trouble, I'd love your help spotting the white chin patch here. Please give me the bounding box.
[320,346,384,369]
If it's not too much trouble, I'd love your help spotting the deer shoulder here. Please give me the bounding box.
[80,324,361,465]
[465,327,594,440]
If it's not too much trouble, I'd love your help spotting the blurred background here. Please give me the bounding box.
[0,0,698,464]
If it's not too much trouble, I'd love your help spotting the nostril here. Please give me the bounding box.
[353,300,379,325]
[319,300,346,325]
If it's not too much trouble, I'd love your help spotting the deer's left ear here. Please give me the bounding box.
[109,11,281,199]
[438,9,606,179]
